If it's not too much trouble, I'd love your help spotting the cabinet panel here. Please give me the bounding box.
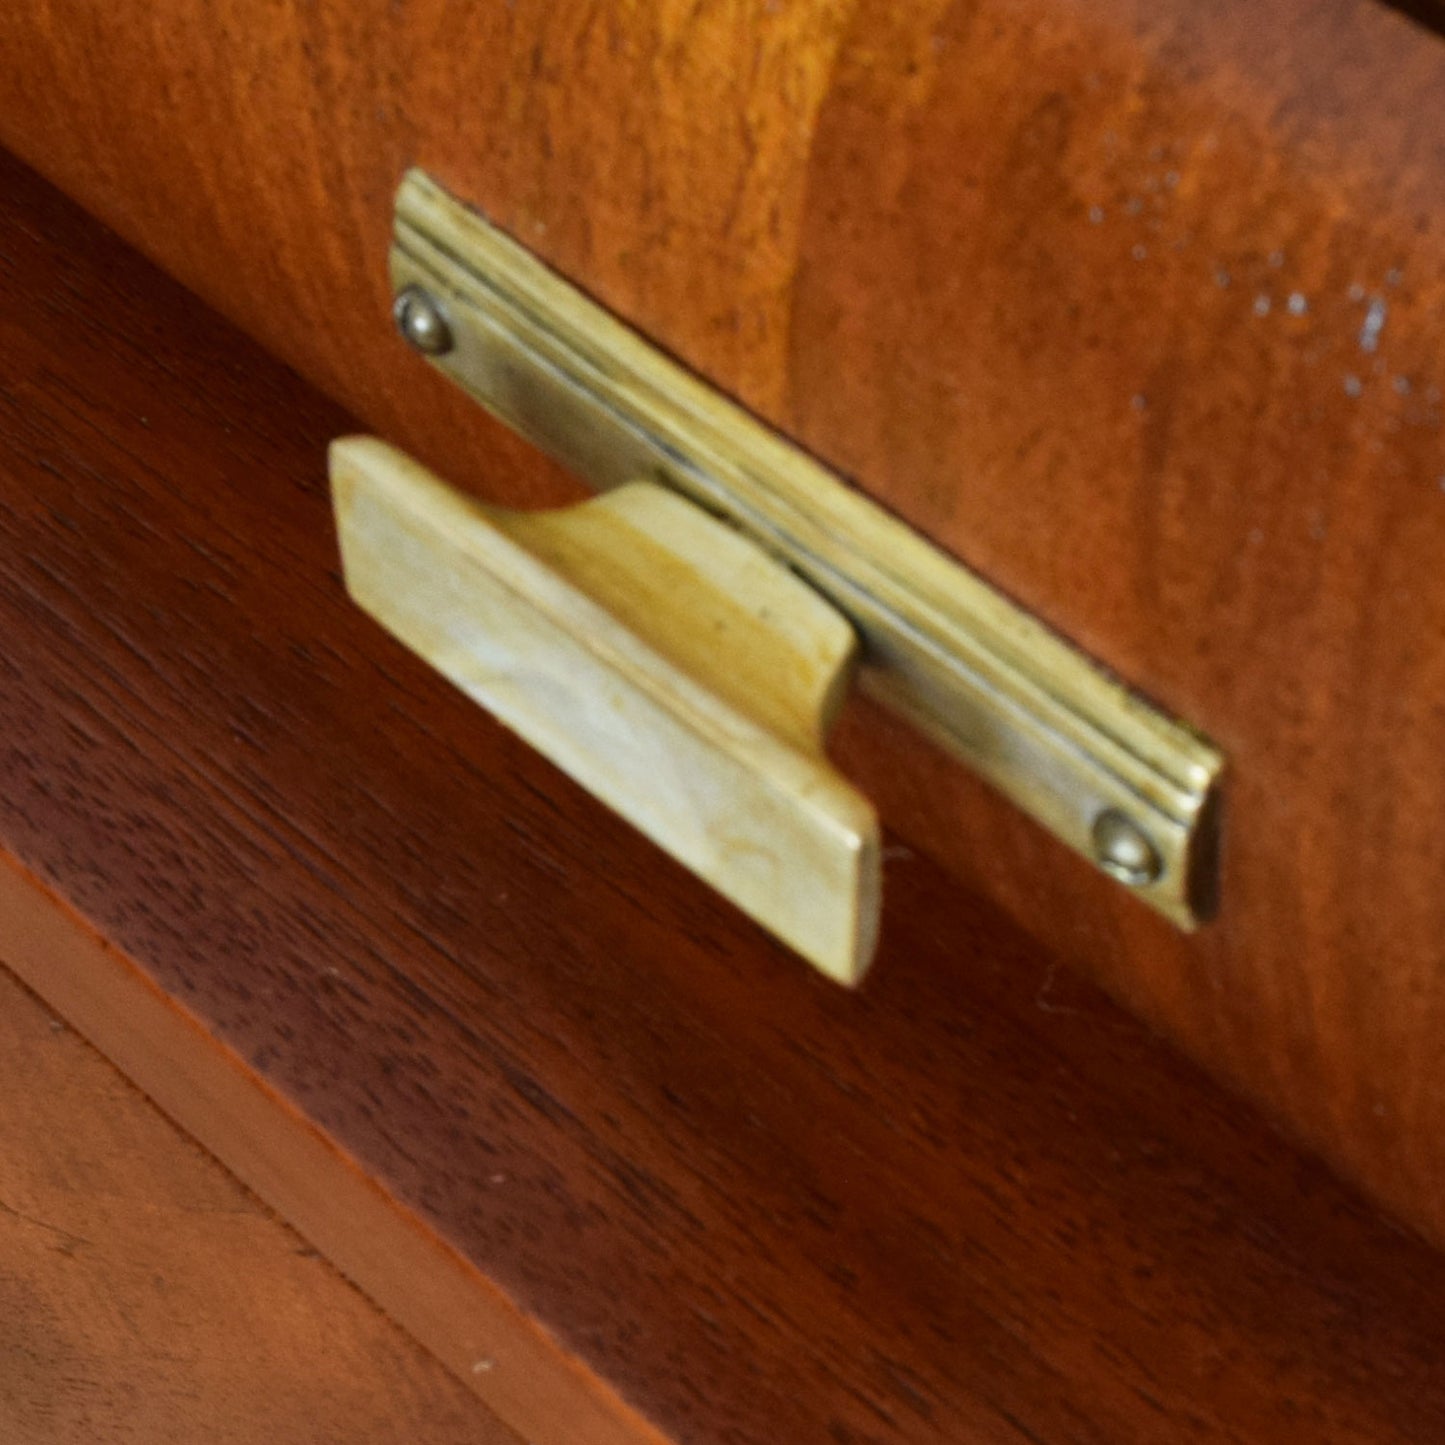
[0,0,1443,1252]
[3,146,1445,1445]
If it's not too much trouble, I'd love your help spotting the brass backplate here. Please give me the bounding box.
[389,170,1224,928]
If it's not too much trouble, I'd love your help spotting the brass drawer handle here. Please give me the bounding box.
[383,172,1224,934]
[331,437,880,983]
[329,173,1227,984]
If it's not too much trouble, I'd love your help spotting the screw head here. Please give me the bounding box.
[1091,809,1163,887]
[394,285,454,356]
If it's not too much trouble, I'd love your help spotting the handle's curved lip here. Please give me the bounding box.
[330,437,881,986]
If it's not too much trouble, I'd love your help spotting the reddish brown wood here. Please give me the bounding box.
[0,0,1440,1249]
[0,849,662,1445]
[2,149,1445,1445]
[0,965,520,1445]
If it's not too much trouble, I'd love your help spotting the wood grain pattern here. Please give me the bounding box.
[0,964,521,1445]
[3,148,1445,1445]
[0,835,664,1445]
[0,0,1440,1248]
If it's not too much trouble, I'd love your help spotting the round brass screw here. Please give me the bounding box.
[394,285,454,356]
[1091,809,1163,887]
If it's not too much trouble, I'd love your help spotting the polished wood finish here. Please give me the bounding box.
[0,0,1441,1247]
[3,149,1445,1445]
[0,966,520,1445]
[0,850,659,1445]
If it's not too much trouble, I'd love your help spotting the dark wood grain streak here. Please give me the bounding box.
[0,0,1441,1250]
[3,151,1445,1445]
[0,840,664,1445]
[1377,0,1445,38]
[0,965,521,1445]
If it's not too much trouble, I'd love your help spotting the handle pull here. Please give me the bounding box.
[331,437,881,984]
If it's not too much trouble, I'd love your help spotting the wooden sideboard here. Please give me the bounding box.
[2,0,1444,1255]
[5,0,1445,1436]
[3,142,1445,1443]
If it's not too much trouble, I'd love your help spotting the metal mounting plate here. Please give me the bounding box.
[389,169,1223,928]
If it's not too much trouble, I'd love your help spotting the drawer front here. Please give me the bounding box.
[4,141,1445,1445]
[1,1,1443,1249]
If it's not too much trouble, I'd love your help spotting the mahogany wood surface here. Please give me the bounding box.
[3,149,1445,1445]
[0,854,658,1445]
[0,0,1442,1250]
[0,965,519,1445]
